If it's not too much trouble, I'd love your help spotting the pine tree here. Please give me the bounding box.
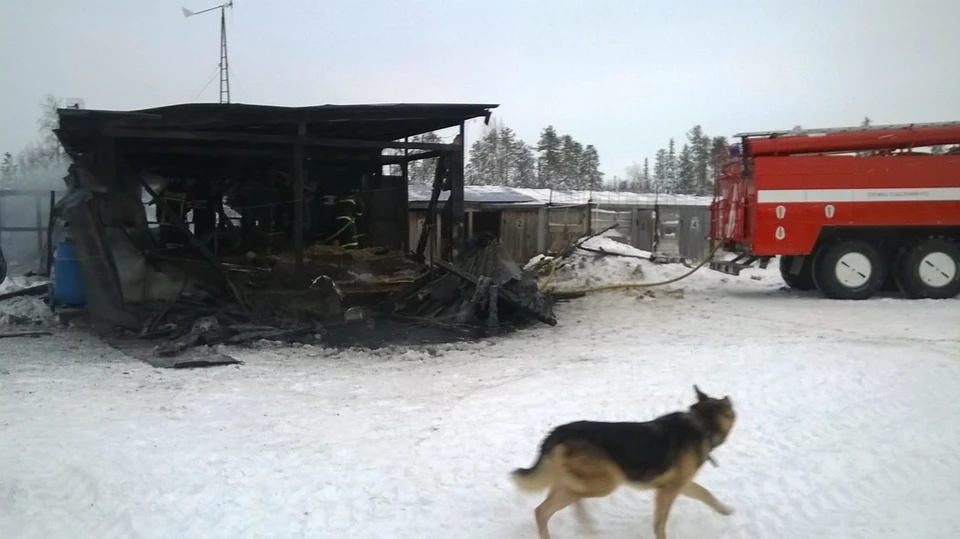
[709,136,729,185]
[0,152,14,183]
[509,136,537,188]
[687,125,712,195]
[676,144,696,194]
[642,158,650,191]
[536,126,562,188]
[665,138,677,193]
[579,144,603,190]
[466,126,498,186]
[556,135,582,189]
[465,123,535,187]
[653,148,669,192]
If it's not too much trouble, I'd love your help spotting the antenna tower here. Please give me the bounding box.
[183,1,234,104]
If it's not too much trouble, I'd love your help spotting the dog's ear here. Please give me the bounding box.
[693,384,708,401]
[723,396,732,407]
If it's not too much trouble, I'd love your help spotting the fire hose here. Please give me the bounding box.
[538,242,724,295]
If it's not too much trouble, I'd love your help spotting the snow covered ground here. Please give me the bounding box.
[2,263,960,539]
[531,236,778,296]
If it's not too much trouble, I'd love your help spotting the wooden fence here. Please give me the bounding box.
[410,203,714,265]
[546,204,713,260]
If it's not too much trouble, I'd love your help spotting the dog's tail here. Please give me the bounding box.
[510,449,556,493]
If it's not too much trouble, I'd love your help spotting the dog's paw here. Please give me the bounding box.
[717,504,735,516]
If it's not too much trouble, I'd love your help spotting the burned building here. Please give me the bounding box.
[52,102,498,334]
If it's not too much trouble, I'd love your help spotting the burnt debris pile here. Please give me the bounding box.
[384,233,556,331]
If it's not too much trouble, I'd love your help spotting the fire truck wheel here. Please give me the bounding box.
[894,238,960,299]
[778,255,815,290]
[812,240,885,300]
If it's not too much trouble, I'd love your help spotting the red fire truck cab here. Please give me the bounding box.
[709,121,960,300]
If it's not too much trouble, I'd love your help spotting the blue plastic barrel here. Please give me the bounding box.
[53,240,87,306]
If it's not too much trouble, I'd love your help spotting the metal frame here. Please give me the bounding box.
[736,120,960,138]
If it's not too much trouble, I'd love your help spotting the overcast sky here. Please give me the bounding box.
[2,0,959,178]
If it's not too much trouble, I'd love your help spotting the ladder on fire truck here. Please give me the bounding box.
[735,120,960,139]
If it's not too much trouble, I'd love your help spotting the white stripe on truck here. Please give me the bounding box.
[756,187,960,204]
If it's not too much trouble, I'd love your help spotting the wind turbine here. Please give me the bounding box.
[183,1,234,104]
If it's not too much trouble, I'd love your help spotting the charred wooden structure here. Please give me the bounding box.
[384,233,557,330]
[52,102,496,336]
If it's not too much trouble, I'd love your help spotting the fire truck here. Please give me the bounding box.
[709,121,960,300]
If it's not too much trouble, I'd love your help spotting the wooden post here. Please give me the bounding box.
[0,193,5,259]
[536,206,548,254]
[293,120,306,287]
[45,190,56,276]
[414,156,447,262]
[34,195,43,260]
[447,123,466,260]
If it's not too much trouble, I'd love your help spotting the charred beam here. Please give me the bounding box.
[445,125,466,259]
[120,144,384,163]
[380,150,445,165]
[293,120,306,286]
[433,259,558,326]
[121,145,290,159]
[102,127,457,151]
[414,155,448,262]
[138,177,249,311]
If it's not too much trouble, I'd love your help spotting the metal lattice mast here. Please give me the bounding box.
[219,5,230,104]
[183,1,233,104]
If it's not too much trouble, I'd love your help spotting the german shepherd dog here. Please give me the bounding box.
[511,386,736,539]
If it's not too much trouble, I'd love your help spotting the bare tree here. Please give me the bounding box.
[624,162,652,192]
[37,94,63,162]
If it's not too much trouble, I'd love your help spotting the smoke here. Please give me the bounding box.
[0,159,69,273]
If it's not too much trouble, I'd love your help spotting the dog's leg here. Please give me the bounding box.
[680,481,734,515]
[573,499,595,530]
[652,485,682,539]
[534,487,580,539]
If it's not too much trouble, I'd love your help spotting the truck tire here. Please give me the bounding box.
[812,239,885,300]
[894,238,960,299]
[779,255,815,290]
